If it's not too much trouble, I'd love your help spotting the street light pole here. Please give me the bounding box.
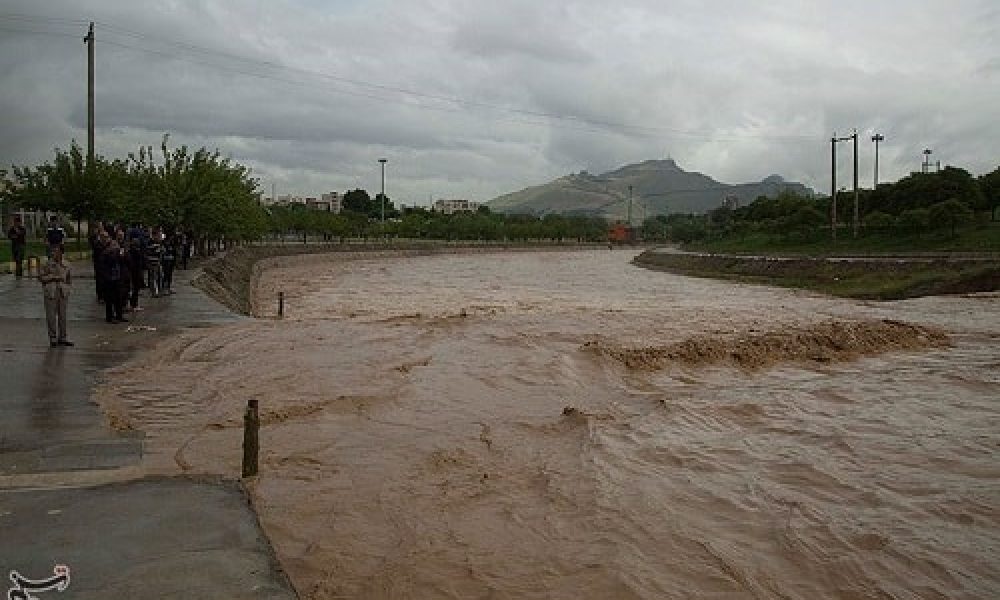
[378,158,387,226]
[871,133,884,188]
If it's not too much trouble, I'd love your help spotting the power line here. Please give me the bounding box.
[94,19,817,141]
[1,15,823,143]
[0,13,90,26]
[0,24,82,39]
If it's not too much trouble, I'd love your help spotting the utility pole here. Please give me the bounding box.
[831,134,837,241]
[627,184,633,226]
[852,130,859,238]
[871,133,884,188]
[378,158,387,226]
[830,131,857,240]
[84,22,94,165]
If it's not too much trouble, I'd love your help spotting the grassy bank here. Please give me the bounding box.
[682,221,999,256]
[633,251,1000,300]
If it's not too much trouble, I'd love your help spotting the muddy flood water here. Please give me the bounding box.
[96,249,1000,599]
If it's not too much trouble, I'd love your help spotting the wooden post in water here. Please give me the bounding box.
[242,399,259,478]
[278,291,284,318]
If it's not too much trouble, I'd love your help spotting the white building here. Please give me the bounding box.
[273,194,303,206]
[318,191,342,213]
[432,198,481,215]
[269,192,341,213]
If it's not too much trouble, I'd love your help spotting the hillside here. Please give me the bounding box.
[489,159,814,219]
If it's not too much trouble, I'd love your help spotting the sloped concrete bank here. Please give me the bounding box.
[194,242,605,316]
[633,250,1000,299]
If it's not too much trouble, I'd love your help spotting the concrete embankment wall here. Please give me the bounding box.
[633,250,1000,299]
[193,242,604,316]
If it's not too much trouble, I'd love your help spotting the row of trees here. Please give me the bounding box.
[6,137,265,253]
[2,138,611,246]
[266,202,609,243]
[647,164,999,243]
[9,138,994,249]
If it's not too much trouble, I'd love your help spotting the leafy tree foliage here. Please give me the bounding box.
[863,211,894,233]
[898,208,931,235]
[5,136,267,250]
[979,166,1000,221]
[928,199,973,237]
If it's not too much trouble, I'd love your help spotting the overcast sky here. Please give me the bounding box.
[1,0,997,206]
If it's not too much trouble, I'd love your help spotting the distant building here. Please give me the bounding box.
[432,199,481,214]
[267,192,341,213]
[319,192,342,213]
[722,194,741,210]
[272,194,302,206]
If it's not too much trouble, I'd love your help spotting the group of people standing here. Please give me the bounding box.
[4,214,194,346]
[89,223,190,324]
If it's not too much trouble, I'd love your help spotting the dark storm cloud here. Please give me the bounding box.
[1,0,997,204]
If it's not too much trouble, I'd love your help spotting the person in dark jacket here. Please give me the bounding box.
[126,238,145,311]
[161,233,177,294]
[90,226,108,302]
[145,229,163,297]
[118,246,132,315]
[97,240,127,323]
[45,215,66,257]
[6,215,27,277]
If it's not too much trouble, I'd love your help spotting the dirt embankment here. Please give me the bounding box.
[193,242,606,315]
[633,250,1000,299]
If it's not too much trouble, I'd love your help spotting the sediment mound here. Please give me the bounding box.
[584,319,950,371]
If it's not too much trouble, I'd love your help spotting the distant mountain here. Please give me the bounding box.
[488,159,814,220]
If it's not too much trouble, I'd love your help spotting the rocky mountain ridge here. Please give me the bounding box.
[488,159,814,219]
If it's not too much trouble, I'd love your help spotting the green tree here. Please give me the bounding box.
[372,193,399,220]
[863,211,894,234]
[978,166,1000,221]
[898,207,931,235]
[342,189,372,215]
[781,205,826,240]
[8,141,118,249]
[928,198,973,237]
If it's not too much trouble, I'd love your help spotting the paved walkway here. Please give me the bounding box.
[0,263,297,598]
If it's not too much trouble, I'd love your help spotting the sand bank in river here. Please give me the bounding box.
[585,318,950,371]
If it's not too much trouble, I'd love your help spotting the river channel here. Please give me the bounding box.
[96,248,1000,599]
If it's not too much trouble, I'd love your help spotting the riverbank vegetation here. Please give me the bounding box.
[633,251,999,300]
[2,138,611,252]
[641,165,999,255]
[632,164,998,299]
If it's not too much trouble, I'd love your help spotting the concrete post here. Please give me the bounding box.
[242,399,259,478]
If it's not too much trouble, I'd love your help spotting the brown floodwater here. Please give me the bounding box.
[96,249,1000,599]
